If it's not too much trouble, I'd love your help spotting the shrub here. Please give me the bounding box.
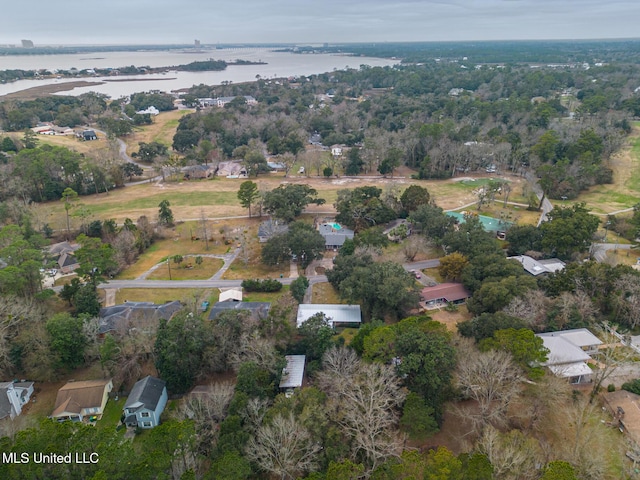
[241,278,283,292]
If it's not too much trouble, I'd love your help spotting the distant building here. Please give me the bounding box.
[82,130,97,141]
[135,106,159,116]
[21,39,34,48]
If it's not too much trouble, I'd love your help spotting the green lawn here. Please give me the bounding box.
[243,286,290,302]
[97,398,125,431]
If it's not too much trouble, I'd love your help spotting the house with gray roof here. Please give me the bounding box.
[258,219,289,243]
[124,376,167,429]
[0,381,34,420]
[317,223,355,250]
[536,328,603,384]
[279,355,306,396]
[508,255,566,276]
[98,301,182,335]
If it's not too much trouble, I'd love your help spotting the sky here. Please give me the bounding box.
[2,0,639,46]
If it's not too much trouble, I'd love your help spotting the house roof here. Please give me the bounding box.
[51,379,112,417]
[279,355,306,389]
[98,301,183,334]
[219,288,243,302]
[208,301,271,320]
[296,304,361,327]
[47,241,80,256]
[537,335,591,366]
[420,283,471,303]
[0,382,14,419]
[508,255,565,276]
[538,328,602,348]
[124,376,166,412]
[317,223,354,247]
[547,362,593,378]
[57,253,78,269]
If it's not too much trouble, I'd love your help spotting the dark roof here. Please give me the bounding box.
[124,376,166,412]
[48,241,80,256]
[317,223,354,247]
[98,301,182,334]
[57,253,78,268]
[208,301,271,320]
[421,283,471,303]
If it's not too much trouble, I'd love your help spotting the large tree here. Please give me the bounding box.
[237,180,260,217]
[540,203,600,260]
[262,184,325,222]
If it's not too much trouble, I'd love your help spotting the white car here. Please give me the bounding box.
[298,166,305,174]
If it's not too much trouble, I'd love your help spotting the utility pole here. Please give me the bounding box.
[167,257,172,280]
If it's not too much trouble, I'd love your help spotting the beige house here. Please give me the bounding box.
[51,379,113,422]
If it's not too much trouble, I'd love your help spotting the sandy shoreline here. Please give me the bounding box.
[0,80,105,100]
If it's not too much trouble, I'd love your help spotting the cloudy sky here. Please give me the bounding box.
[2,0,638,45]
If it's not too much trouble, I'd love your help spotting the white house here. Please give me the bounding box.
[219,287,243,302]
[296,304,361,328]
[0,382,34,420]
[279,355,306,397]
[536,329,603,384]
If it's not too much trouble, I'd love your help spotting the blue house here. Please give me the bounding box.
[123,376,167,429]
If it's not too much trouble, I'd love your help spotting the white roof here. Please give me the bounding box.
[296,304,361,328]
[219,288,242,302]
[538,335,591,366]
[279,355,306,389]
[508,255,565,276]
[539,328,602,349]
[549,361,593,378]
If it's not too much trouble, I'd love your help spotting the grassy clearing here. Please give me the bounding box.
[244,286,290,303]
[311,282,343,304]
[38,133,114,156]
[429,305,472,333]
[146,257,224,280]
[574,126,640,213]
[97,398,125,430]
[605,248,640,266]
[474,203,541,226]
[123,110,193,154]
[334,327,359,346]
[114,288,213,304]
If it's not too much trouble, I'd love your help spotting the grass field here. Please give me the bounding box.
[311,282,342,304]
[114,288,215,304]
[123,110,193,154]
[146,257,224,280]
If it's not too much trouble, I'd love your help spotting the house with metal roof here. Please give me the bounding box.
[508,255,565,276]
[123,376,168,429]
[536,328,602,384]
[279,355,306,396]
[219,287,243,302]
[258,219,288,243]
[296,304,361,328]
[208,301,271,321]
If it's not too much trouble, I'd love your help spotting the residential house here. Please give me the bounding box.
[536,328,603,384]
[51,379,113,422]
[184,164,216,180]
[420,283,471,307]
[82,130,97,141]
[258,219,289,243]
[98,301,183,336]
[200,96,257,108]
[296,304,361,328]
[47,241,80,257]
[508,255,566,276]
[57,253,80,274]
[123,376,168,429]
[0,381,34,420]
[279,355,306,396]
[317,223,355,250]
[135,106,160,115]
[267,161,286,172]
[208,301,271,321]
[216,161,247,178]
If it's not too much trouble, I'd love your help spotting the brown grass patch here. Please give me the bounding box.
[123,110,193,155]
[146,257,224,280]
[429,305,472,333]
[605,248,640,266]
[311,282,343,304]
[114,288,215,304]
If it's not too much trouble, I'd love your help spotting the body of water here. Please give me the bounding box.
[0,48,397,98]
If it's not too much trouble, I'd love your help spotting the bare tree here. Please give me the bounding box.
[229,331,280,374]
[199,209,209,251]
[317,347,406,472]
[455,342,523,434]
[245,413,321,480]
[477,426,542,480]
[402,234,426,262]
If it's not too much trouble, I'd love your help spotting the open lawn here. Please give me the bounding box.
[97,398,126,431]
[116,221,237,279]
[429,305,472,333]
[123,109,193,154]
[605,248,640,267]
[573,124,640,214]
[311,282,343,304]
[37,132,115,156]
[243,286,290,303]
[146,257,224,280]
[114,288,215,304]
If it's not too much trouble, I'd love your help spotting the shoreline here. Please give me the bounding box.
[0,81,104,100]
